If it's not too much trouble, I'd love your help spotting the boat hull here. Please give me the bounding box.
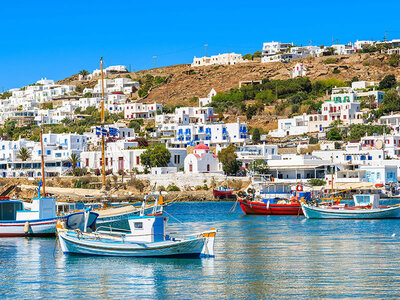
[239,199,303,215]
[213,189,233,197]
[302,204,400,219]
[0,218,58,237]
[58,231,207,257]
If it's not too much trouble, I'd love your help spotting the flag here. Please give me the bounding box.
[96,127,108,136]
[109,127,119,136]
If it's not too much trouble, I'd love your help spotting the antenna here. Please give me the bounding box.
[384,31,388,41]
[153,56,157,68]
[204,44,208,57]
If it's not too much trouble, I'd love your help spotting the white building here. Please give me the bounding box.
[199,88,217,107]
[235,144,280,168]
[184,144,221,174]
[125,102,162,119]
[86,78,139,96]
[292,63,307,78]
[0,133,88,178]
[191,53,244,67]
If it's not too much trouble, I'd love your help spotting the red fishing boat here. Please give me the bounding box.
[238,186,310,215]
[213,188,234,198]
[239,198,303,215]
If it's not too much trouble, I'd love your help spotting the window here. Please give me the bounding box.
[86,158,89,167]
[134,222,143,229]
[46,150,51,155]
[360,155,366,160]
[207,164,210,172]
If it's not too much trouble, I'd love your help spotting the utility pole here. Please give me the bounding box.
[332,36,334,45]
[204,44,208,57]
[153,56,157,68]
[309,40,312,47]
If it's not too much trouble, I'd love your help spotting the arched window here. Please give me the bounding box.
[207,164,210,172]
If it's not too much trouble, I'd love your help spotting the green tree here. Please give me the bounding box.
[17,147,31,161]
[128,120,141,132]
[309,136,318,144]
[252,128,261,144]
[326,128,342,141]
[389,54,400,67]
[248,159,269,174]
[68,153,80,176]
[382,89,400,112]
[325,47,336,55]
[243,53,253,60]
[379,74,397,90]
[140,145,171,169]
[253,51,262,58]
[218,145,242,175]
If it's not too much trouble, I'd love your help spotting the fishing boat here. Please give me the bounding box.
[301,194,400,219]
[213,187,234,198]
[0,188,58,237]
[57,194,216,258]
[238,186,309,215]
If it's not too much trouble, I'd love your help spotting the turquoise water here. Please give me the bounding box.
[2,201,400,298]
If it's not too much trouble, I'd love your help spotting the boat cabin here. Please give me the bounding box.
[127,193,167,243]
[0,197,57,221]
[353,194,380,208]
[0,201,23,221]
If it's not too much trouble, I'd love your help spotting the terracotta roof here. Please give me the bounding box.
[194,143,209,150]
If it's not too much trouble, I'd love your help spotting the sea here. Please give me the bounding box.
[1,201,400,299]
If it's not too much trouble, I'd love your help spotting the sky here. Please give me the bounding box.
[1,0,400,91]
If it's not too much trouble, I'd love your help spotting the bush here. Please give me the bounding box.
[309,136,318,144]
[308,179,326,186]
[389,54,400,67]
[332,68,340,74]
[203,184,208,190]
[324,58,337,64]
[166,184,180,192]
[195,185,202,191]
[127,178,145,192]
[379,74,397,90]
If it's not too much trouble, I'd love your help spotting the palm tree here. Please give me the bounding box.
[17,147,31,161]
[68,153,80,176]
[79,69,90,76]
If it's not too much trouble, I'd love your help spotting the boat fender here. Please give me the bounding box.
[266,200,270,210]
[24,221,30,234]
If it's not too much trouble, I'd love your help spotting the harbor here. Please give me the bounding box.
[2,201,400,298]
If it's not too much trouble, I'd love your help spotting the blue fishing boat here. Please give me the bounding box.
[302,194,400,219]
[57,195,216,257]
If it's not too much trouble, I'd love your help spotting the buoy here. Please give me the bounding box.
[24,221,30,234]
[296,185,303,192]
[392,233,396,237]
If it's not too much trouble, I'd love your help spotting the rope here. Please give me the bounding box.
[228,198,239,215]
[163,210,184,224]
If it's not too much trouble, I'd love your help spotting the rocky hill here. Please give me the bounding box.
[57,52,400,131]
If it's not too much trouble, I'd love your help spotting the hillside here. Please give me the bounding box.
[57,52,400,132]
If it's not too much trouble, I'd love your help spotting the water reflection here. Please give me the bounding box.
[1,202,400,298]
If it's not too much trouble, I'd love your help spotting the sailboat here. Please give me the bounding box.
[0,128,58,236]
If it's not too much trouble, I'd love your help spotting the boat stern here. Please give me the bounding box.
[200,228,216,257]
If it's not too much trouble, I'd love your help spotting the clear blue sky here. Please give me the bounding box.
[1,0,399,91]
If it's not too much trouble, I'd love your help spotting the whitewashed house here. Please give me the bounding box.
[292,63,307,78]
[192,53,244,67]
[125,102,162,119]
[199,88,217,107]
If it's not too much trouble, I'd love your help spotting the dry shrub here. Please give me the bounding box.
[227,179,243,191]
[299,144,320,155]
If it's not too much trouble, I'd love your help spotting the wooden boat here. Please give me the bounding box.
[239,198,302,215]
[302,194,400,219]
[238,188,310,215]
[0,196,58,237]
[57,194,216,258]
[213,187,233,197]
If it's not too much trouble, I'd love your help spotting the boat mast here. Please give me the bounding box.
[100,57,106,188]
[331,156,334,197]
[40,123,46,197]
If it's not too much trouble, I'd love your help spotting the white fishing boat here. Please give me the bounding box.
[302,194,400,219]
[0,195,58,237]
[57,195,216,257]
